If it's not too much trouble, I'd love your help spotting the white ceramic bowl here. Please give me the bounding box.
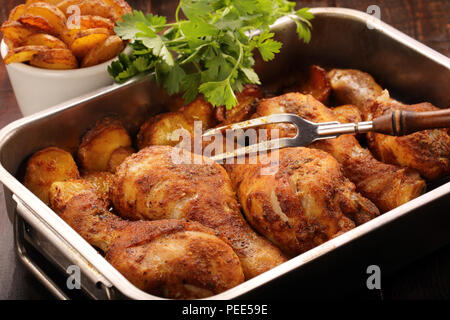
[1,39,117,116]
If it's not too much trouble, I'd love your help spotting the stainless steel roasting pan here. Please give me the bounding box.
[0,8,449,300]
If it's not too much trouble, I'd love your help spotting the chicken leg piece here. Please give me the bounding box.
[49,180,244,299]
[328,69,450,180]
[256,93,426,212]
[226,147,378,256]
[110,145,287,279]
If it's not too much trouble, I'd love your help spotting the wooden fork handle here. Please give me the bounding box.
[372,109,450,136]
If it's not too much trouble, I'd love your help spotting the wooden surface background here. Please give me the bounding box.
[0,0,449,299]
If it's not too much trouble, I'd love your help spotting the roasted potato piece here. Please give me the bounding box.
[77,118,132,172]
[82,171,114,202]
[215,85,263,125]
[1,21,37,48]
[30,48,78,69]
[179,97,217,130]
[24,147,80,204]
[107,146,135,173]
[79,15,115,33]
[25,0,65,6]
[70,32,109,58]
[60,27,111,47]
[19,2,66,36]
[81,35,125,67]
[24,33,68,49]
[103,0,132,19]
[8,4,27,22]
[58,0,118,22]
[137,112,195,149]
[3,45,46,64]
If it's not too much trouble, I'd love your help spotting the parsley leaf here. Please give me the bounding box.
[109,0,313,108]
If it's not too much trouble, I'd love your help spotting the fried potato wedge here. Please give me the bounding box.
[58,0,118,22]
[30,48,78,69]
[137,112,195,149]
[3,45,46,64]
[103,0,132,19]
[8,4,27,22]
[60,27,110,47]
[1,21,37,48]
[25,0,65,6]
[24,147,80,204]
[82,171,115,202]
[19,2,66,36]
[78,15,115,32]
[24,33,68,48]
[81,35,124,67]
[107,146,135,173]
[77,118,132,172]
[70,32,109,58]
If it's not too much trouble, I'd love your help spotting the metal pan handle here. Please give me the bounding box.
[13,195,114,300]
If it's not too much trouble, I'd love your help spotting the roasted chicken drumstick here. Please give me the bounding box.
[110,145,287,279]
[255,93,426,212]
[49,180,245,299]
[226,147,379,256]
[328,69,450,180]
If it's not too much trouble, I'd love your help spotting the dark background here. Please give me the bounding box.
[0,0,449,300]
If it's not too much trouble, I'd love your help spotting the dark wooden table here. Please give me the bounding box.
[0,0,449,300]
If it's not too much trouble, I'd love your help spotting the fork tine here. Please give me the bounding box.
[209,137,296,162]
[202,114,300,138]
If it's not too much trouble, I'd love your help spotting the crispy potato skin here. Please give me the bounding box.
[81,35,125,67]
[24,147,80,204]
[328,68,450,180]
[77,118,132,172]
[137,112,195,149]
[226,147,380,255]
[256,93,426,213]
[4,0,128,68]
[24,33,68,48]
[19,2,67,36]
[179,97,217,130]
[3,45,47,64]
[110,145,287,279]
[49,180,244,299]
[1,21,37,48]
[30,48,78,69]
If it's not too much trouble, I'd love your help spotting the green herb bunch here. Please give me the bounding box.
[108,0,313,109]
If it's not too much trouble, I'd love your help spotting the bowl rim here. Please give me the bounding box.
[1,38,119,77]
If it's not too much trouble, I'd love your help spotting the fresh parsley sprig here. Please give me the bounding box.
[108,0,314,109]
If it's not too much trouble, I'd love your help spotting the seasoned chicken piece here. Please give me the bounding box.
[107,146,135,173]
[328,69,450,180]
[226,147,378,256]
[256,93,426,212]
[333,104,363,124]
[77,118,132,172]
[24,147,80,204]
[284,65,331,104]
[110,145,287,279]
[49,180,244,299]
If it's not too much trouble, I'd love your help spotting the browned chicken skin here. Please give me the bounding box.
[226,147,378,256]
[49,180,245,299]
[328,69,450,180]
[255,93,426,212]
[110,145,287,279]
